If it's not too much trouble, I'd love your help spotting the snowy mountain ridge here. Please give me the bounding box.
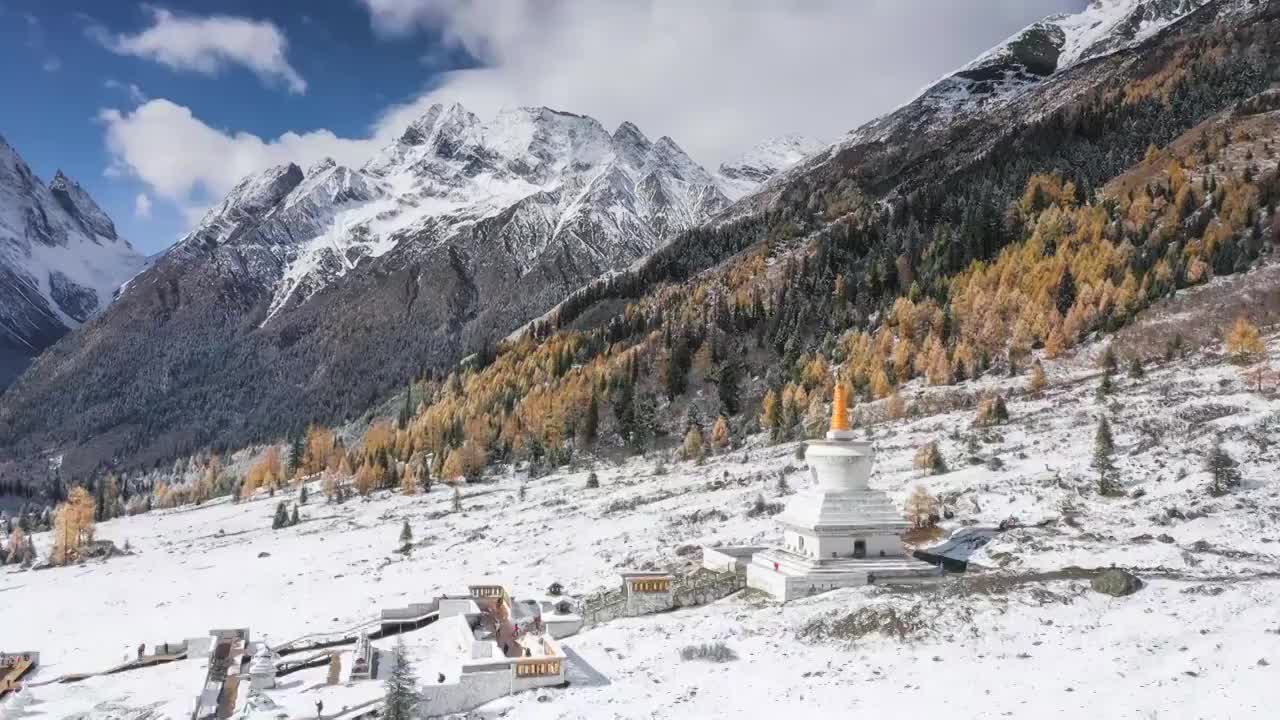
[857,0,1217,143]
[163,103,801,322]
[715,134,827,201]
[0,133,145,386]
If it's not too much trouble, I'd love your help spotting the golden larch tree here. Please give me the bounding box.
[1226,317,1264,364]
[710,416,731,451]
[905,485,939,529]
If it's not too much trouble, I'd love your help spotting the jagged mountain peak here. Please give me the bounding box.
[48,168,119,243]
[0,135,144,385]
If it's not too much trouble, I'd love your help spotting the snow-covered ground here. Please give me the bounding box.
[4,334,1280,718]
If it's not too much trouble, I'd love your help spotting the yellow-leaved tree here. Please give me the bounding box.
[1225,317,1264,364]
[710,416,731,452]
[51,486,96,564]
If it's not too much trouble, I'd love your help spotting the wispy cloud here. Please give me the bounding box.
[95,6,307,94]
[104,78,149,105]
[134,193,153,219]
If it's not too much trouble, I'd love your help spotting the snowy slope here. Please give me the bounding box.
[877,0,1215,140]
[4,326,1279,718]
[0,133,144,385]
[715,135,825,200]
[732,0,1231,215]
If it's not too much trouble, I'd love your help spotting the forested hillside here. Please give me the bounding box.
[365,0,1280,483]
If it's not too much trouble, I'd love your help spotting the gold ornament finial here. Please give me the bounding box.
[830,384,850,432]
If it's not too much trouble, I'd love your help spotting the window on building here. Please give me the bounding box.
[854,540,866,559]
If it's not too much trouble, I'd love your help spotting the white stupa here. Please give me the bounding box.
[744,385,940,600]
[247,644,277,690]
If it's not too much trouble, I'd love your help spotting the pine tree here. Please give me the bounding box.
[417,458,432,494]
[383,636,419,720]
[1128,357,1145,379]
[399,519,413,547]
[299,485,309,505]
[1205,436,1242,496]
[287,434,305,478]
[715,359,741,415]
[579,392,599,448]
[1096,371,1114,399]
[272,501,290,530]
[1093,417,1119,496]
[628,392,657,453]
[290,504,300,526]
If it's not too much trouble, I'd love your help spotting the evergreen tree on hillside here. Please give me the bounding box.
[272,501,290,530]
[383,636,419,720]
[628,392,658,454]
[287,434,304,478]
[290,504,300,526]
[579,392,599,449]
[299,485,309,505]
[1128,357,1145,379]
[417,459,432,494]
[1205,436,1242,496]
[1097,371,1114,399]
[399,519,413,548]
[1093,417,1120,496]
[714,359,741,416]
[1055,268,1077,316]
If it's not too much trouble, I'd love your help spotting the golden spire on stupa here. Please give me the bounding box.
[830,383,850,433]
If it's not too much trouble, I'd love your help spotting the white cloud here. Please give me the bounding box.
[99,99,373,206]
[100,7,306,94]
[101,1,1084,244]
[42,57,60,72]
[357,0,1080,165]
[134,193,152,219]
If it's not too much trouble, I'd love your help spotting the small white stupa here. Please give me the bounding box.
[248,644,277,690]
[744,385,940,600]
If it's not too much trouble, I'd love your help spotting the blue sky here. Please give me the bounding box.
[0,0,472,253]
[0,1,1076,255]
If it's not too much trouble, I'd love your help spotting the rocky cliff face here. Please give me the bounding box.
[0,135,144,387]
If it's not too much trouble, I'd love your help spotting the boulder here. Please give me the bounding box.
[1091,569,1144,597]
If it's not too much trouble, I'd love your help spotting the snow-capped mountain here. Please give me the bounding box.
[715,135,825,200]
[735,0,1237,220]
[168,104,749,321]
[0,134,144,386]
[870,0,1216,143]
[1,104,800,479]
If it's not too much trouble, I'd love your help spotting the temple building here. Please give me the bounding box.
[709,385,940,601]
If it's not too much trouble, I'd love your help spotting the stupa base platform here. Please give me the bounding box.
[744,549,942,602]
